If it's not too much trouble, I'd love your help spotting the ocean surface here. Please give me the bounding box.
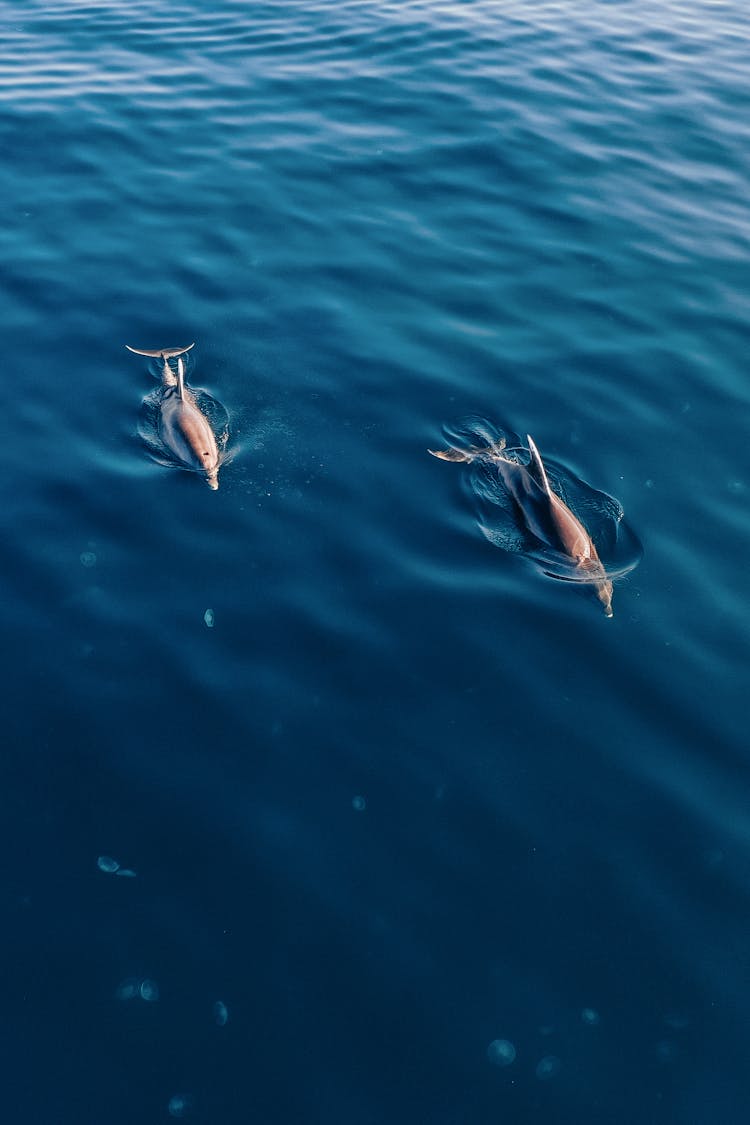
[3,1,749,1121]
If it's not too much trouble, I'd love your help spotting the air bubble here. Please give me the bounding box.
[168,1094,192,1118]
[116,978,139,1001]
[535,1055,561,1081]
[97,855,119,873]
[581,1007,600,1026]
[487,1039,516,1066]
[204,608,214,628]
[213,1000,229,1027]
[139,979,159,1002]
[352,796,366,812]
[80,551,97,568]
[655,1039,678,1062]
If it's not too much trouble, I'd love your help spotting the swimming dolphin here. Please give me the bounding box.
[126,343,221,490]
[429,434,614,616]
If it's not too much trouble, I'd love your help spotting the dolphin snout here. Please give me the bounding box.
[599,584,614,617]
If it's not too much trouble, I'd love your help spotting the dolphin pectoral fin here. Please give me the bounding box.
[125,343,195,359]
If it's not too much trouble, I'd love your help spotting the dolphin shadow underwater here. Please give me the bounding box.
[430,420,642,617]
[126,343,229,490]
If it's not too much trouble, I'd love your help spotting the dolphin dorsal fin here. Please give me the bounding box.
[525,435,553,495]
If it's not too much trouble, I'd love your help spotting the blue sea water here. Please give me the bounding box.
[2,1,749,1121]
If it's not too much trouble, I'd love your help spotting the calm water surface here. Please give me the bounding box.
[2,1,749,1122]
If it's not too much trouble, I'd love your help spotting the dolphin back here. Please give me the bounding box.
[494,457,563,546]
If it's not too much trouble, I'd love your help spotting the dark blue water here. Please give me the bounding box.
[3,1,749,1121]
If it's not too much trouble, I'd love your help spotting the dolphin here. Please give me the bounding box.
[126,343,221,490]
[429,434,614,616]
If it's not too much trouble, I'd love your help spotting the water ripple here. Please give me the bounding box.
[3,2,750,1122]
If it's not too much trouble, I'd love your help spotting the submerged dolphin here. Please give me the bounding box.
[126,343,222,490]
[429,434,614,616]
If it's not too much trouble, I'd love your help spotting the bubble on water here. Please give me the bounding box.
[97,855,120,873]
[655,1039,678,1062]
[204,608,214,628]
[168,1094,192,1118]
[352,795,366,812]
[644,479,654,489]
[213,1000,229,1027]
[80,551,97,568]
[535,1055,562,1081]
[139,979,159,1002]
[581,1007,600,1026]
[115,868,137,878]
[116,978,139,1001]
[656,1036,679,1062]
[487,1039,516,1066]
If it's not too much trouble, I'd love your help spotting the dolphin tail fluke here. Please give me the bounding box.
[429,435,507,463]
[429,447,476,462]
[125,343,195,359]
